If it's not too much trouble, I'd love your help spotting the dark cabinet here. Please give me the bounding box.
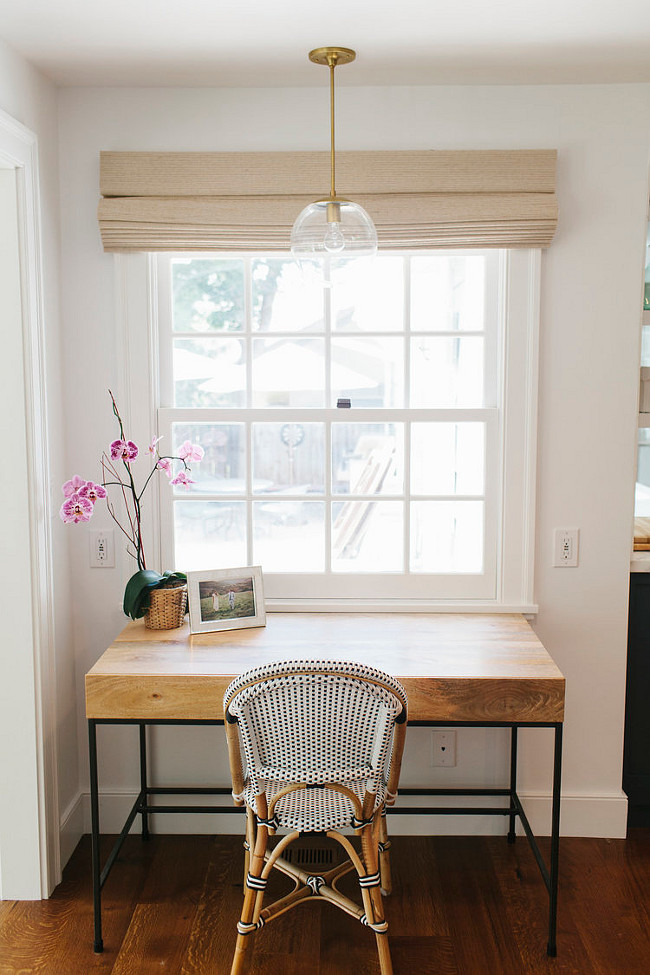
[624,573,650,825]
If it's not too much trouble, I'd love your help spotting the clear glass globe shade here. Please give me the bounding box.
[291,199,378,265]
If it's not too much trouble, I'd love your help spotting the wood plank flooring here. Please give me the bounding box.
[2,831,650,974]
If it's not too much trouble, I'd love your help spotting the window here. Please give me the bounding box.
[141,248,539,611]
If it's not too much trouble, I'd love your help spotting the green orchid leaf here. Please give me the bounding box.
[161,570,187,583]
[122,569,188,620]
[123,569,164,620]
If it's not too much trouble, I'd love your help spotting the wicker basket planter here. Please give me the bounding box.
[144,583,188,630]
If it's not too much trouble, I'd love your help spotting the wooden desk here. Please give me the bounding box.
[87,613,564,723]
[86,614,565,956]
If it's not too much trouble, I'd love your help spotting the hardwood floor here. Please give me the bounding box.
[1,831,650,974]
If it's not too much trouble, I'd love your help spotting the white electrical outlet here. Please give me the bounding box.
[432,731,456,767]
[553,528,579,567]
[89,529,114,568]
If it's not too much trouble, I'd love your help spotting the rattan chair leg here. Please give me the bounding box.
[378,813,392,895]
[359,820,394,975]
[360,822,380,880]
[230,825,269,975]
[230,908,254,975]
[243,844,250,889]
[369,883,387,926]
[374,931,394,975]
[243,808,255,887]
[368,883,393,975]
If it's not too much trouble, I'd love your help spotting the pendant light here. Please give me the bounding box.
[291,47,378,265]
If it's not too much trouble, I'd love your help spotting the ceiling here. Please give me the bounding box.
[1,0,650,88]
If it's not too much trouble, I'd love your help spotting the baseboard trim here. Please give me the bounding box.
[512,791,628,839]
[78,789,628,840]
[388,791,628,838]
[59,791,84,868]
[81,791,246,837]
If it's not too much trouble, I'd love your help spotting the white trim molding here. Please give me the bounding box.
[0,108,59,898]
[59,791,85,870]
[115,252,162,577]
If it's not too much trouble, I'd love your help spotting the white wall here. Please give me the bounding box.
[56,82,650,842]
[0,36,76,886]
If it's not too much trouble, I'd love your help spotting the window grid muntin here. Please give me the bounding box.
[158,250,498,589]
[166,251,492,413]
[162,409,495,578]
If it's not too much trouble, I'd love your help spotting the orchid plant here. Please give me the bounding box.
[60,390,203,619]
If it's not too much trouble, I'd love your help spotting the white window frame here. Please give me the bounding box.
[116,248,540,613]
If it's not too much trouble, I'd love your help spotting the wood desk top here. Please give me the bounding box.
[85,613,564,724]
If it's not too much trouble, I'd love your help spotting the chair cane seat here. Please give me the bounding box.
[242,778,384,832]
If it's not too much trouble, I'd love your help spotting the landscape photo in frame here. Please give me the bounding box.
[187,566,266,633]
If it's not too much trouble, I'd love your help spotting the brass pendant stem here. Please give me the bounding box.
[306,48,357,221]
[329,59,336,201]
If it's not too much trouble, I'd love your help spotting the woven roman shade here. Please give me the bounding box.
[98,149,558,252]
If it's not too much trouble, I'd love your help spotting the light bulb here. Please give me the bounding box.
[291,200,377,265]
[324,222,345,253]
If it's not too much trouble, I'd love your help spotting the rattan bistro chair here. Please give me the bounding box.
[223,659,408,975]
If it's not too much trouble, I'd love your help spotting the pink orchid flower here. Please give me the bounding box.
[177,440,204,463]
[110,439,139,461]
[170,470,194,488]
[79,481,107,504]
[62,474,86,497]
[59,495,94,524]
[148,436,163,455]
[156,457,172,477]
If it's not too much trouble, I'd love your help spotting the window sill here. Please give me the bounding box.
[265,597,538,615]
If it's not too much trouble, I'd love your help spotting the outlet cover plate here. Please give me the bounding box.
[432,731,457,767]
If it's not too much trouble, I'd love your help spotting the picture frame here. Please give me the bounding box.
[187,566,266,634]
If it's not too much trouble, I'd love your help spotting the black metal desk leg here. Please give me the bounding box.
[547,722,563,957]
[139,723,150,840]
[508,726,518,843]
[88,720,103,953]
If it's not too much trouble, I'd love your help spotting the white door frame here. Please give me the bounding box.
[0,107,59,898]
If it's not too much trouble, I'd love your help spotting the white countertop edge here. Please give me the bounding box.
[631,552,650,572]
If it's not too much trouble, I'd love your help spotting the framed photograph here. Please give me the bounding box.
[187,566,266,634]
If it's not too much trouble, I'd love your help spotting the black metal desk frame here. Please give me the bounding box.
[88,716,562,957]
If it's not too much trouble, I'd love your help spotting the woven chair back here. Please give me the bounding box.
[225,659,407,797]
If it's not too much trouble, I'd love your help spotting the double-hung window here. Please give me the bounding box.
[149,247,539,610]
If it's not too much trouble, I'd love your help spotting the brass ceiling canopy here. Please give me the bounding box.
[308,47,356,67]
